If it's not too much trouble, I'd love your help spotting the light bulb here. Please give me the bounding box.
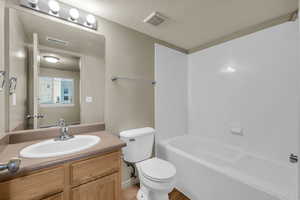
[69,8,79,21]
[48,0,60,15]
[86,14,96,26]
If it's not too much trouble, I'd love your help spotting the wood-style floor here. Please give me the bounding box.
[121,185,190,200]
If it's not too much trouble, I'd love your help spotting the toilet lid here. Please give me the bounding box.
[140,158,176,182]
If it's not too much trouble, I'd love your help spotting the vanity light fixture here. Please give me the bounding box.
[48,0,60,16]
[69,8,79,21]
[85,14,96,26]
[20,0,98,30]
[44,56,60,64]
[27,0,39,8]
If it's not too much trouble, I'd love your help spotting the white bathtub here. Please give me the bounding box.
[157,135,297,200]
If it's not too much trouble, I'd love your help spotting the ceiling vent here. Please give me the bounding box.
[46,37,69,46]
[143,12,167,26]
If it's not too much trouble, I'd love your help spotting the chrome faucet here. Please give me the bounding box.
[55,119,74,141]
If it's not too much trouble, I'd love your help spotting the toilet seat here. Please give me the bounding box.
[140,158,176,183]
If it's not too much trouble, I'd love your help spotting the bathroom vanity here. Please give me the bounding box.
[0,129,126,200]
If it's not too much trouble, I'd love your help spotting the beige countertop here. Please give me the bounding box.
[0,131,126,182]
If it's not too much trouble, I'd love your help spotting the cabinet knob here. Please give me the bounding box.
[0,158,21,173]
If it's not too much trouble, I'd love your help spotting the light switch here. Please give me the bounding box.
[86,96,93,103]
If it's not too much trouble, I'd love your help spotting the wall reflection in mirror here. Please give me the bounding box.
[5,8,105,131]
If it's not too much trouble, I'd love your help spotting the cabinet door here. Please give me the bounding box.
[71,173,120,200]
[0,167,64,200]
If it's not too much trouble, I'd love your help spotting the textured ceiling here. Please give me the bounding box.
[60,0,298,50]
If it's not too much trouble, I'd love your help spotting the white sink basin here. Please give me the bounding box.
[20,135,100,158]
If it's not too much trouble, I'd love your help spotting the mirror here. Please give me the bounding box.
[5,8,105,131]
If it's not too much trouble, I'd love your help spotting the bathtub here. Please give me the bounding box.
[157,135,297,200]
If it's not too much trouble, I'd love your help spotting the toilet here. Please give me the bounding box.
[120,127,176,200]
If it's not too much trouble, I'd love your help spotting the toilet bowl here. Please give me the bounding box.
[136,157,176,200]
[120,128,177,200]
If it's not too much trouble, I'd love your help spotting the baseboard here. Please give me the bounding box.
[122,178,139,189]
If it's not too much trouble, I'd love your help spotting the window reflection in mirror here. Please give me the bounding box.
[39,77,75,106]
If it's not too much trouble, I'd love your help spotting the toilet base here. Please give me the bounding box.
[137,188,169,200]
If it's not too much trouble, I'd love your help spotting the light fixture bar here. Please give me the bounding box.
[20,0,98,30]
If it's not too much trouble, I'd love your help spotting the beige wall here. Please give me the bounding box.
[100,21,156,136]
[0,0,5,137]
[98,15,157,183]
[39,67,80,127]
[7,8,28,131]
[81,55,105,124]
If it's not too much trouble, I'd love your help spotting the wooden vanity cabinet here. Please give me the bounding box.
[0,150,122,200]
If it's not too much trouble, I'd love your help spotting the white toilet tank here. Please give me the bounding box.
[120,127,155,163]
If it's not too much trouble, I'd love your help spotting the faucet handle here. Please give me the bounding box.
[58,119,66,127]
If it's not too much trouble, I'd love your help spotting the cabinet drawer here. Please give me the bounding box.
[71,173,119,200]
[71,151,120,186]
[0,166,64,200]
